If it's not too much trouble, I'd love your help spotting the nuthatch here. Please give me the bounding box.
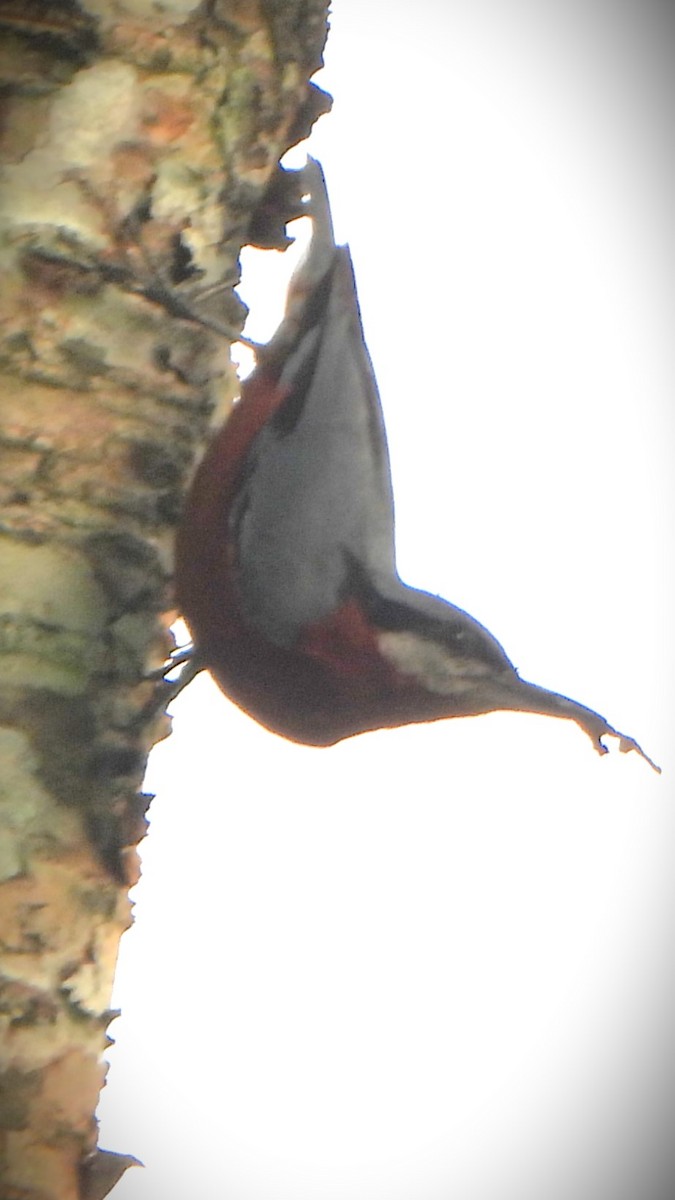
[175,159,658,770]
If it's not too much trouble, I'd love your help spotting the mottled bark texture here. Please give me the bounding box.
[0,2,330,1196]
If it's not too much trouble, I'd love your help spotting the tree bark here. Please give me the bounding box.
[0,2,330,1196]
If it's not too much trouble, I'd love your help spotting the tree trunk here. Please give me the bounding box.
[0,2,330,1196]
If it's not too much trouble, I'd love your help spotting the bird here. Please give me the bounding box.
[174,157,658,771]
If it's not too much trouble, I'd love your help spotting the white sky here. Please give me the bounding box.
[98,3,675,1198]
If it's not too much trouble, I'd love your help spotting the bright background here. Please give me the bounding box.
[98,3,675,1198]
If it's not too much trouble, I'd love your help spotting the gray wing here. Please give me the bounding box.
[232,247,398,647]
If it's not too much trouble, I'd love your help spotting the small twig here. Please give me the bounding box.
[68,170,261,349]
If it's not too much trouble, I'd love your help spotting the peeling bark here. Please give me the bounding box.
[0,1,330,1195]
